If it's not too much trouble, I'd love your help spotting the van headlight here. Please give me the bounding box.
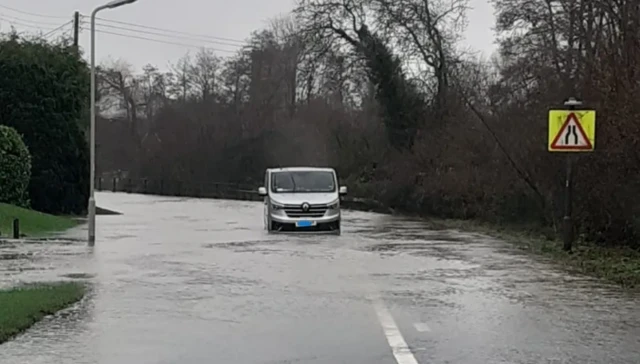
[271,203,284,210]
[327,201,339,210]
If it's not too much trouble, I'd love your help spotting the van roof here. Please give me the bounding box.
[268,166,335,173]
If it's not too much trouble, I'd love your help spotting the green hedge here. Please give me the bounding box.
[0,34,89,214]
[0,125,31,206]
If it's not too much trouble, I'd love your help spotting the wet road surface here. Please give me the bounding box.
[1,192,639,363]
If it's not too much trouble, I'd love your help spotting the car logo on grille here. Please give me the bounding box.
[301,202,310,211]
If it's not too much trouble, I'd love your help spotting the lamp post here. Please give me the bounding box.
[89,0,138,246]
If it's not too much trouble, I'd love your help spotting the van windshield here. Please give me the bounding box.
[271,171,336,193]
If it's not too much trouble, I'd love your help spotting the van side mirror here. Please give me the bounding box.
[339,186,347,195]
[258,187,267,196]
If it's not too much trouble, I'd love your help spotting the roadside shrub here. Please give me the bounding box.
[0,125,31,206]
[0,34,89,214]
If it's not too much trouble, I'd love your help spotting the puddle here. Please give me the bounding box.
[204,240,276,249]
[60,273,95,279]
[0,252,32,260]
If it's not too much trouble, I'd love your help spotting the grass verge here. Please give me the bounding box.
[0,282,86,344]
[0,203,77,237]
[424,218,640,289]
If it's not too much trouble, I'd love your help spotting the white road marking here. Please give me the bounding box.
[413,323,431,332]
[356,260,420,363]
[371,298,420,364]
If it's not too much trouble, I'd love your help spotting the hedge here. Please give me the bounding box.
[0,125,31,206]
[0,34,89,214]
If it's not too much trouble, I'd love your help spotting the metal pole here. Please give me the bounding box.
[88,7,100,246]
[562,153,573,251]
[88,0,139,246]
[562,97,581,252]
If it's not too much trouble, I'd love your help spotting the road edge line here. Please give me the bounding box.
[371,297,420,364]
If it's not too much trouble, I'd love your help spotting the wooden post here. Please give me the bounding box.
[73,11,80,47]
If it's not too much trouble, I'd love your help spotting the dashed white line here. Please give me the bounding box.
[371,298,420,364]
[413,323,431,332]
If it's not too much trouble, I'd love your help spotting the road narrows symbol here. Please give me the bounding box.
[564,125,578,145]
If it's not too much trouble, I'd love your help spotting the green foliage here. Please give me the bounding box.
[0,35,90,214]
[0,125,31,206]
[356,26,424,150]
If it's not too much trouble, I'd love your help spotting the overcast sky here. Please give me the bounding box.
[0,0,496,72]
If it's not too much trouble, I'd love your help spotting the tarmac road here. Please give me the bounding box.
[0,192,639,363]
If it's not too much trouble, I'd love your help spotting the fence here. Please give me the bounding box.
[96,176,385,211]
[96,176,261,201]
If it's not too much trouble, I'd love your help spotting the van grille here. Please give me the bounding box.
[284,204,328,218]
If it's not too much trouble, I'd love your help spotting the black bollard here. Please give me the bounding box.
[13,218,19,239]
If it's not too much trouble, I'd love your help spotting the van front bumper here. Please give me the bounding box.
[269,210,340,232]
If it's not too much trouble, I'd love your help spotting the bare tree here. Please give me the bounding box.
[189,48,221,102]
[138,64,172,121]
[98,58,142,139]
[374,0,469,113]
[169,53,194,102]
[220,50,252,108]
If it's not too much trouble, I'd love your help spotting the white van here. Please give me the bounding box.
[258,167,347,234]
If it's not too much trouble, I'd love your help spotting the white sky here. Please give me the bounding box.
[0,0,497,72]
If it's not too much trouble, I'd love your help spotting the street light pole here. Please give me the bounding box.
[88,0,139,246]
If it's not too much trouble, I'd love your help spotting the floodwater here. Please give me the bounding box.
[0,192,639,363]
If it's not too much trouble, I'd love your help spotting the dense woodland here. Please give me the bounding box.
[94,0,640,247]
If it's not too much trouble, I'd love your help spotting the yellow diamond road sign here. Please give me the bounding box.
[548,110,596,152]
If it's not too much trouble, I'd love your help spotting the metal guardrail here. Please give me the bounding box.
[96,176,385,211]
[96,176,261,201]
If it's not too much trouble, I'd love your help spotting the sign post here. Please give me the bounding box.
[548,98,596,252]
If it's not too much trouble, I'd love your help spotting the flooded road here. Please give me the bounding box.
[1,192,639,363]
